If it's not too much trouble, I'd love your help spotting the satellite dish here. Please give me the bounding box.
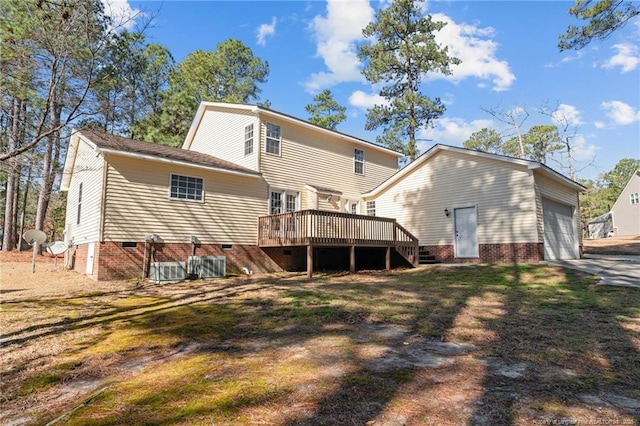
[46,241,68,256]
[23,229,47,246]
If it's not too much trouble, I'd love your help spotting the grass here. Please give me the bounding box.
[1,265,639,425]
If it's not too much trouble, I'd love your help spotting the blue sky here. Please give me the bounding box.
[106,0,640,181]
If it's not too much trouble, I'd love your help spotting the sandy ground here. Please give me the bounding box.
[583,235,640,256]
[0,252,136,300]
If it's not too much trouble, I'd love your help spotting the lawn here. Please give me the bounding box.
[1,263,639,425]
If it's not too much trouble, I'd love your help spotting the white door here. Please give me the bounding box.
[454,207,479,258]
[86,242,95,275]
[542,198,576,260]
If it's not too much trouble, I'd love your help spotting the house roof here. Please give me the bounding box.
[61,129,261,190]
[588,212,612,224]
[362,144,586,197]
[305,184,343,195]
[182,101,404,158]
[611,169,640,212]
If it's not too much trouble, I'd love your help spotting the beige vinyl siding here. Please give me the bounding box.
[370,151,539,245]
[65,139,105,244]
[534,171,581,243]
[610,173,639,236]
[259,118,398,211]
[188,107,259,171]
[102,155,267,244]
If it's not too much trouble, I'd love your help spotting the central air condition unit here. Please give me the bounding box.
[187,255,226,279]
[149,261,186,283]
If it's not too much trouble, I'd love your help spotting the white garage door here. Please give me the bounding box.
[542,198,577,260]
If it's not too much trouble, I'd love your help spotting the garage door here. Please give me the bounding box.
[542,198,577,260]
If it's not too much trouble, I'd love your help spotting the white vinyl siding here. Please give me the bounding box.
[64,139,104,243]
[370,151,539,245]
[103,156,268,244]
[186,106,258,170]
[259,118,398,213]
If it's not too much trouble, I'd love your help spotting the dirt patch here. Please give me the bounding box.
[583,235,640,256]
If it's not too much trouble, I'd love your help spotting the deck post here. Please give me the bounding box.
[385,246,391,270]
[350,246,356,273]
[307,245,313,278]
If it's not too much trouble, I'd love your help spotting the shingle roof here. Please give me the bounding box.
[78,129,260,176]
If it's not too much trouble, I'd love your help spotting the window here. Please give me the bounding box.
[266,122,281,155]
[345,200,358,214]
[170,174,203,202]
[270,190,298,214]
[122,242,137,248]
[350,202,358,214]
[354,148,364,175]
[76,182,83,225]
[366,201,376,216]
[244,124,254,155]
[631,193,639,205]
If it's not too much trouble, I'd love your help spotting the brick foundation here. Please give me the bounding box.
[71,241,284,281]
[423,242,544,264]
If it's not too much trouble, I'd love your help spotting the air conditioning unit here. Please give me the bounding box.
[149,261,186,283]
[187,255,226,279]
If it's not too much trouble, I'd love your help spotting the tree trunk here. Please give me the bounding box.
[18,163,33,252]
[2,99,21,251]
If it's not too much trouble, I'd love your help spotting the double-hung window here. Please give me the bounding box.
[354,148,364,175]
[366,201,376,216]
[244,124,254,155]
[266,123,281,155]
[77,182,83,225]
[631,193,639,205]
[170,174,203,202]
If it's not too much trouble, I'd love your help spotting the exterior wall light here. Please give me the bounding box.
[444,208,450,217]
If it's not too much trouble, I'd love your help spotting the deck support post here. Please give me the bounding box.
[350,246,356,273]
[385,246,391,270]
[307,245,313,279]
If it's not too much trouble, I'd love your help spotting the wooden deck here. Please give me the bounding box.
[258,210,419,276]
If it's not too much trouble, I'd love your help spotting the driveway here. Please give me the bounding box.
[543,255,640,288]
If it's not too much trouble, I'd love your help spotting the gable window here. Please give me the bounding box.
[170,174,203,202]
[354,148,364,175]
[631,193,639,205]
[266,122,281,155]
[244,124,254,155]
[366,201,376,216]
[76,182,83,225]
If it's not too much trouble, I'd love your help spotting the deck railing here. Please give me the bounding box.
[257,209,419,265]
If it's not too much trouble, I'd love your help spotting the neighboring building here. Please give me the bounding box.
[610,170,640,237]
[363,145,585,263]
[588,212,613,239]
[61,102,585,281]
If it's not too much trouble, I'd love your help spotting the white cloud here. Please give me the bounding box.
[101,0,141,31]
[305,0,374,92]
[257,17,277,46]
[348,90,388,110]
[417,117,495,149]
[594,121,606,129]
[431,13,515,92]
[552,104,584,127]
[602,43,640,73]
[571,134,598,162]
[601,100,640,125]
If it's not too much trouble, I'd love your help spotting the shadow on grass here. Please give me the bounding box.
[9,266,640,425]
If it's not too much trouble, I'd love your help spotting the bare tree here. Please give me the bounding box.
[481,103,530,158]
